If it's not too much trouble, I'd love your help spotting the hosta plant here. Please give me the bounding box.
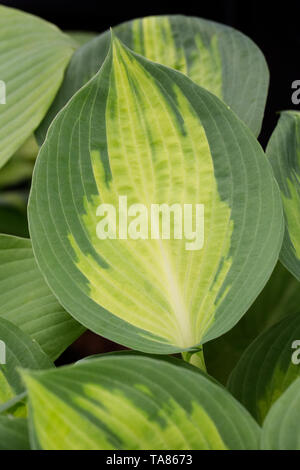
[0,5,299,451]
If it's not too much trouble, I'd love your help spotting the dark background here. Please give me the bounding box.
[1,0,299,363]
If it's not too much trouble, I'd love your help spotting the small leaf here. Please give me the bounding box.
[261,378,300,450]
[205,262,300,384]
[267,111,300,280]
[228,312,300,425]
[0,5,75,168]
[22,354,260,450]
[37,14,269,142]
[29,37,283,354]
[0,235,84,360]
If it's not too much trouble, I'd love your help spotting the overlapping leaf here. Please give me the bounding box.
[0,5,75,168]
[22,354,260,450]
[205,262,300,384]
[0,235,84,360]
[29,37,283,354]
[261,378,300,450]
[267,111,300,280]
[37,14,269,142]
[228,312,300,425]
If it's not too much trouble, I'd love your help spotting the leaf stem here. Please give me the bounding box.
[182,348,206,372]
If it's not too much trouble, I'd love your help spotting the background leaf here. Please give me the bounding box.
[0,234,84,360]
[67,31,98,47]
[261,378,300,450]
[267,111,300,280]
[37,14,269,143]
[0,135,39,189]
[227,312,300,425]
[23,354,260,450]
[29,37,283,354]
[0,5,75,168]
[204,262,300,384]
[0,415,30,450]
[0,191,29,237]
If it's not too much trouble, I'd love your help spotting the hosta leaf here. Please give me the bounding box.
[0,317,53,405]
[267,111,300,280]
[37,14,269,143]
[0,416,30,450]
[228,312,300,425]
[205,262,300,384]
[29,37,283,354]
[0,235,84,360]
[22,354,260,450]
[261,378,300,450]
[0,5,75,168]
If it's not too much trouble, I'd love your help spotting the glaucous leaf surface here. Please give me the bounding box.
[267,111,300,280]
[29,37,283,354]
[261,378,300,450]
[37,14,269,142]
[205,262,300,384]
[0,235,84,360]
[228,312,300,425]
[23,354,260,450]
[0,5,75,168]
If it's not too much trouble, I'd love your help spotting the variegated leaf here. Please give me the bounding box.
[22,354,260,450]
[267,111,300,280]
[228,312,300,425]
[29,37,283,354]
[37,14,269,143]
